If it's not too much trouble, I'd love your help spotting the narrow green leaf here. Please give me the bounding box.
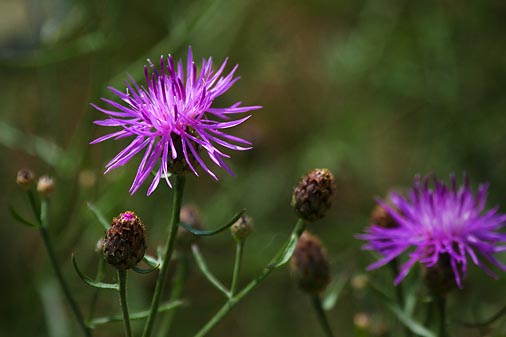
[143,254,161,269]
[268,219,305,268]
[86,202,110,230]
[8,205,38,228]
[72,255,119,290]
[179,209,246,236]
[88,300,185,327]
[388,303,436,337]
[192,245,229,296]
[132,264,159,274]
[322,274,348,311]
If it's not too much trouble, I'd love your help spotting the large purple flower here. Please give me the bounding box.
[358,175,506,288]
[91,47,261,195]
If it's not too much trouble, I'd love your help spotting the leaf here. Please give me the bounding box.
[192,245,229,296]
[143,254,161,269]
[8,205,39,228]
[72,255,119,290]
[388,303,436,337]
[86,202,110,230]
[268,219,305,268]
[132,264,159,274]
[88,300,185,327]
[179,209,246,236]
[322,274,348,311]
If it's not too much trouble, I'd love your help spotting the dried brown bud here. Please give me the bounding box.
[103,211,146,269]
[290,232,330,294]
[421,254,457,296]
[230,215,254,242]
[370,204,398,229]
[37,175,55,197]
[176,205,203,250]
[291,168,335,222]
[16,169,34,189]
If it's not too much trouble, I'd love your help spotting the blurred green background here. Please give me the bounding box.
[2,0,506,336]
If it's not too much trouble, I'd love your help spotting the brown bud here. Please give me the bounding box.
[103,211,146,269]
[370,204,398,229]
[230,215,254,242]
[37,175,55,197]
[176,205,203,250]
[291,168,335,222]
[16,169,34,189]
[421,254,457,296]
[290,232,330,294]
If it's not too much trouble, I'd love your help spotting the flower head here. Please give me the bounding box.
[91,47,261,195]
[358,174,506,288]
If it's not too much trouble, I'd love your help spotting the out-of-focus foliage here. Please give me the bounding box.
[1,0,506,336]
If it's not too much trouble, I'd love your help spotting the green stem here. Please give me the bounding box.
[230,240,245,297]
[118,269,133,337]
[438,296,448,337]
[193,219,305,337]
[389,259,412,337]
[158,254,190,337]
[142,175,186,337]
[38,199,91,337]
[311,295,335,337]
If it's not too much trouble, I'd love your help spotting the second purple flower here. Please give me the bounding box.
[91,47,261,195]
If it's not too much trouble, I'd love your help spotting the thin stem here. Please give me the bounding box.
[38,199,91,337]
[158,254,190,337]
[193,219,305,337]
[438,296,448,337]
[230,240,245,296]
[118,269,133,337]
[389,259,412,337]
[311,295,335,337]
[142,175,186,337]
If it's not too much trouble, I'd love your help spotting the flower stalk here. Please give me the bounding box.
[230,240,245,296]
[311,295,335,337]
[193,219,305,337]
[142,175,186,337]
[38,198,92,337]
[117,269,133,337]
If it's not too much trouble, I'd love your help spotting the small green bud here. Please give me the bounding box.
[16,168,34,189]
[176,204,203,250]
[230,215,254,242]
[103,211,146,270]
[37,175,55,197]
[290,232,330,294]
[291,168,335,222]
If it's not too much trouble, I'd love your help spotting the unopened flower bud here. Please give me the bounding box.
[16,169,34,189]
[290,232,330,294]
[37,175,55,197]
[103,211,146,269]
[230,215,254,242]
[176,205,203,250]
[351,274,368,290]
[421,254,457,296]
[370,204,398,229]
[291,168,335,222]
[353,312,371,330]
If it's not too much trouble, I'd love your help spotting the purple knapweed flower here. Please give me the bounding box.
[358,174,506,288]
[91,47,261,195]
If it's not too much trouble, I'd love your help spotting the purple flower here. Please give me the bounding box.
[358,175,506,288]
[91,47,261,195]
